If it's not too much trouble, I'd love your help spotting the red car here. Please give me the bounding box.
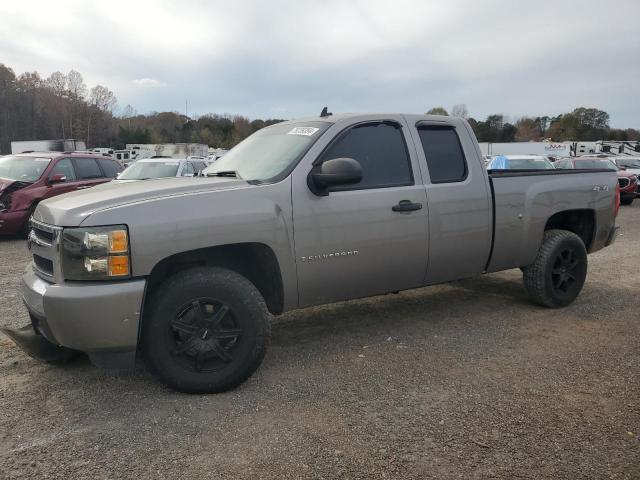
[0,152,123,235]
[554,157,637,205]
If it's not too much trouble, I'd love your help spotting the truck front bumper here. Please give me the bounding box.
[4,264,146,368]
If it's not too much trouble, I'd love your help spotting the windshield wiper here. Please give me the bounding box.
[206,170,242,179]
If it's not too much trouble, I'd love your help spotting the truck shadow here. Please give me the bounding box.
[0,234,25,242]
[10,270,636,398]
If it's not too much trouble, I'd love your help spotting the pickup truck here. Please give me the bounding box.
[1,113,620,393]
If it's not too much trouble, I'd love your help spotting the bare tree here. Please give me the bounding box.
[451,104,469,119]
[89,85,117,112]
[86,85,117,146]
[65,70,87,138]
[66,70,86,99]
[45,71,67,94]
[426,107,448,116]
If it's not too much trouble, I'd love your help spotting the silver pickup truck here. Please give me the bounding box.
[2,113,620,393]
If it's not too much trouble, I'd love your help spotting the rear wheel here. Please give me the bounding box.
[522,229,588,308]
[620,196,634,205]
[142,267,270,393]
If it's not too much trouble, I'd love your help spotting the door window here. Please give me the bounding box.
[555,160,573,169]
[49,158,76,181]
[319,122,413,190]
[180,162,195,177]
[74,158,104,179]
[99,159,122,178]
[417,126,467,183]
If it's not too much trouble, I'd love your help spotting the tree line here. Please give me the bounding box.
[2,64,639,155]
[0,64,284,155]
[427,105,640,143]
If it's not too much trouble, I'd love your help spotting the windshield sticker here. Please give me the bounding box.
[287,127,319,136]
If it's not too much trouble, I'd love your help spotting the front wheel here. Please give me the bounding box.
[142,267,270,393]
[522,229,588,308]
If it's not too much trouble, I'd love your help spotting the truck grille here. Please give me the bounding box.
[33,254,54,276]
[618,178,630,188]
[28,219,62,283]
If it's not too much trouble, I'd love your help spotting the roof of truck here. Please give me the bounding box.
[280,112,457,125]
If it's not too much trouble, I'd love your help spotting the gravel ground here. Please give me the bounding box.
[0,205,638,479]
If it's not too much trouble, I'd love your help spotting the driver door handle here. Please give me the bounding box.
[392,200,423,212]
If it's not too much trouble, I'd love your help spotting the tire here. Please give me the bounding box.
[522,229,588,308]
[620,196,634,205]
[142,267,270,393]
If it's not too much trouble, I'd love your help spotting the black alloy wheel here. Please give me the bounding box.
[170,298,242,372]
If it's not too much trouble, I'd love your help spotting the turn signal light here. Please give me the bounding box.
[109,230,128,253]
[108,255,130,277]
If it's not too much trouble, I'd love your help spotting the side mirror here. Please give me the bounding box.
[308,157,363,196]
[49,174,67,184]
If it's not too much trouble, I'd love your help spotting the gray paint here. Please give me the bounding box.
[22,113,618,358]
[22,265,144,351]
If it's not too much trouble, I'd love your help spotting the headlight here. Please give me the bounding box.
[61,226,131,280]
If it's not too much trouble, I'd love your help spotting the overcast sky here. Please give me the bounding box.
[1,0,639,127]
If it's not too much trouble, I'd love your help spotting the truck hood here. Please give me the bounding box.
[0,177,33,194]
[33,177,248,226]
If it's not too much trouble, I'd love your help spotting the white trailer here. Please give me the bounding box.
[480,142,571,157]
[10,139,86,154]
[125,143,209,159]
[114,148,154,165]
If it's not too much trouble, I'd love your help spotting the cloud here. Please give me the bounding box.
[0,0,639,127]
[132,78,166,88]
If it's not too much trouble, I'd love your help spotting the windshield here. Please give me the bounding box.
[508,158,554,169]
[118,161,180,180]
[574,160,618,171]
[0,156,51,182]
[202,121,330,182]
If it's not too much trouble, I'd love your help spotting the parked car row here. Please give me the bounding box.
[0,152,123,235]
[116,158,210,181]
[486,154,639,205]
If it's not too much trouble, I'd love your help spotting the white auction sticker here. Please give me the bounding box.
[287,127,319,136]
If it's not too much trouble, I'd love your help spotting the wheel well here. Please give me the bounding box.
[544,210,595,251]
[145,243,284,315]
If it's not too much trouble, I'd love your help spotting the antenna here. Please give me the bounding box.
[320,106,332,117]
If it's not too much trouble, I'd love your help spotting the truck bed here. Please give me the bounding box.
[485,169,617,273]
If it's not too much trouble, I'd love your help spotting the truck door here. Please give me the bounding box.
[409,121,492,284]
[292,118,429,307]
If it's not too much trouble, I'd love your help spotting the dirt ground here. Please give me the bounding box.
[0,205,638,479]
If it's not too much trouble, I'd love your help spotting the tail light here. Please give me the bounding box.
[614,183,620,217]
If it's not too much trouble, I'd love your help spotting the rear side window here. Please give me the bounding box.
[555,160,573,169]
[50,158,76,181]
[320,122,413,189]
[74,158,104,179]
[180,162,195,177]
[99,159,122,178]
[418,126,467,183]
